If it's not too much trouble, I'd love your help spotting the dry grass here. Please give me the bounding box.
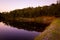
[34,18,60,40]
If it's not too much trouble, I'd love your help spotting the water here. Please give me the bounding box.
[0,22,40,40]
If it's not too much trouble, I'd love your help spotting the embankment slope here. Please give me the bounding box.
[35,18,60,40]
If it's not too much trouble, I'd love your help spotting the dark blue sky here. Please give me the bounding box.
[0,0,57,12]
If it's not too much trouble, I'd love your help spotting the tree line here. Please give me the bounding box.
[0,3,60,21]
[0,3,60,32]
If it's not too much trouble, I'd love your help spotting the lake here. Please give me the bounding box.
[0,22,40,40]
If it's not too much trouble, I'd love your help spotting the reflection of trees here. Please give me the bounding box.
[3,21,49,32]
[0,3,60,32]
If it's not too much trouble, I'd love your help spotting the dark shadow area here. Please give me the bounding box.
[0,3,60,32]
[3,21,50,32]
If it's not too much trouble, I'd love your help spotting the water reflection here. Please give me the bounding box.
[3,21,49,32]
[0,22,40,40]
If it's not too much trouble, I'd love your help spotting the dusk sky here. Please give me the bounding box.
[0,0,57,12]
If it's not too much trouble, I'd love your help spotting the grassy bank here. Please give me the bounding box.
[34,18,60,40]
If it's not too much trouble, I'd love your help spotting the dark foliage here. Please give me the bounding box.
[1,3,60,19]
[0,3,60,32]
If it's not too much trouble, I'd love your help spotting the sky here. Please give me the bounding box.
[0,0,57,12]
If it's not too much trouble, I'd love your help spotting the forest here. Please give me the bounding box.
[0,3,60,32]
[0,3,60,21]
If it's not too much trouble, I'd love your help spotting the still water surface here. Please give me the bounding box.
[0,22,40,40]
